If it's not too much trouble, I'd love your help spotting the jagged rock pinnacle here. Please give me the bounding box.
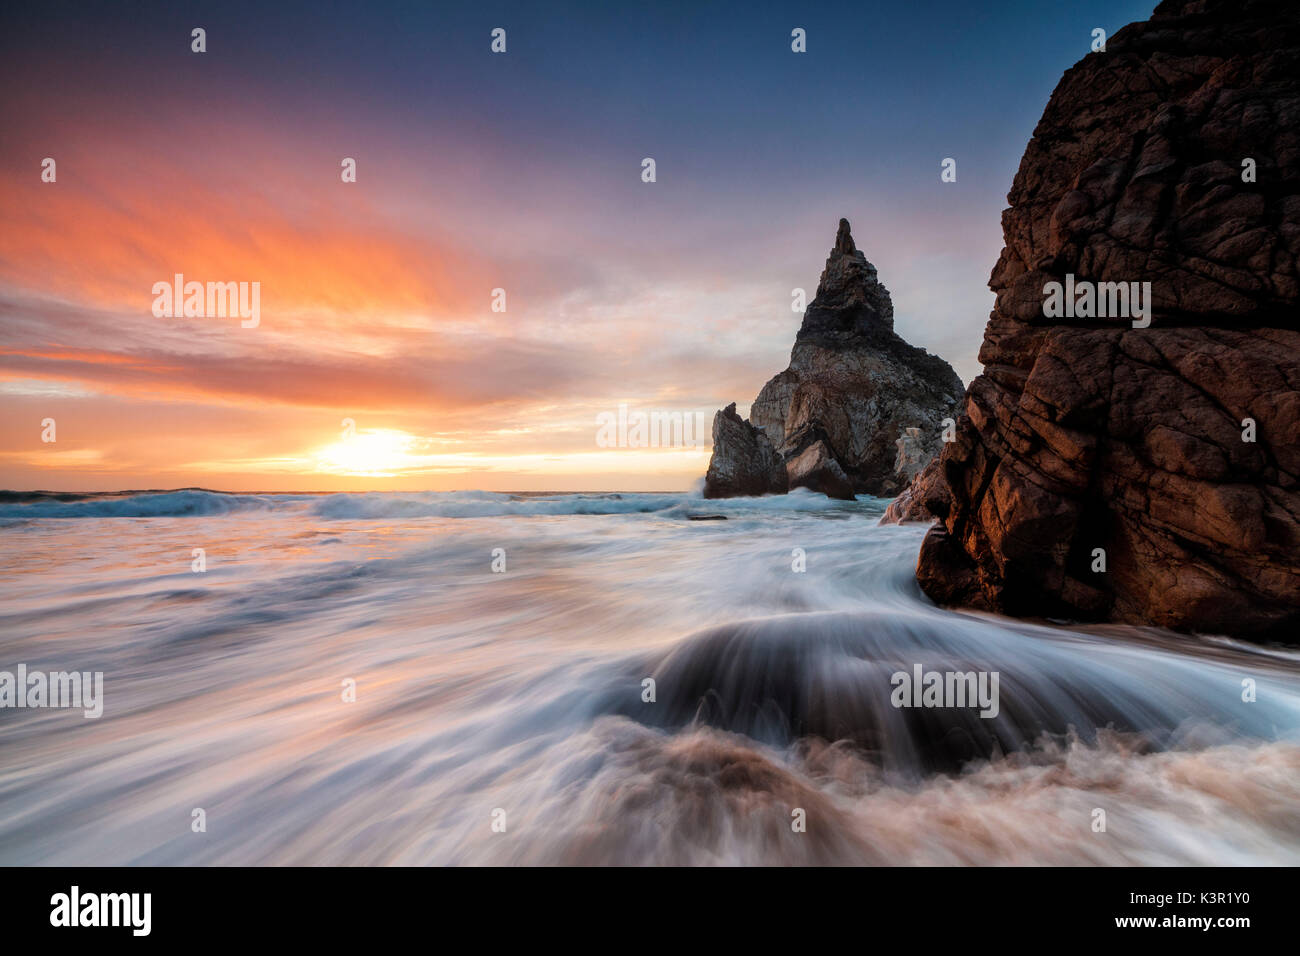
[834,217,856,255]
[702,218,964,499]
[801,218,894,336]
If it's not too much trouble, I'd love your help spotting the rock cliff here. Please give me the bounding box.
[891,0,1300,641]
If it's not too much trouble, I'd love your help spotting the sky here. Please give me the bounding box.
[0,0,1157,492]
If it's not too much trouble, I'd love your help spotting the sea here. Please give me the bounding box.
[1,488,1297,864]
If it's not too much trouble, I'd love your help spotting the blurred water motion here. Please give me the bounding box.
[1,489,1297,864]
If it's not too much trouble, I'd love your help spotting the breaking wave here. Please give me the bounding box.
[0,489,291,518]
[0,487,861,520]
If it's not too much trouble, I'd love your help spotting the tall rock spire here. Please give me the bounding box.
[703,218,963,499]
[833,217,856,254]
[800,218,894,337]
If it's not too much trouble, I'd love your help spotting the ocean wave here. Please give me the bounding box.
[309,488,875,519]
[0,487,879,520]
[0,489,297,518]
[310,490,682,519]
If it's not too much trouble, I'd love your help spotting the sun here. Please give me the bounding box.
[313,429,417,476]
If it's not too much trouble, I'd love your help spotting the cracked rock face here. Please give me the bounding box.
[893,427,930,483]
[704,219,964,499]
[703,403,788,497]
[899,0,1300,640]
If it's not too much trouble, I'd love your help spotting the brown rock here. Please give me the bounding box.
[904,0,1300,641]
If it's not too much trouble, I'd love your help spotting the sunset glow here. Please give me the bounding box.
[313,430,429,478]
[0,0,1103,492]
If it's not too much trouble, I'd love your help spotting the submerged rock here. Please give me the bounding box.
[704,219,964,499]
[895,0,1300,641]
[614,610,1292,775]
